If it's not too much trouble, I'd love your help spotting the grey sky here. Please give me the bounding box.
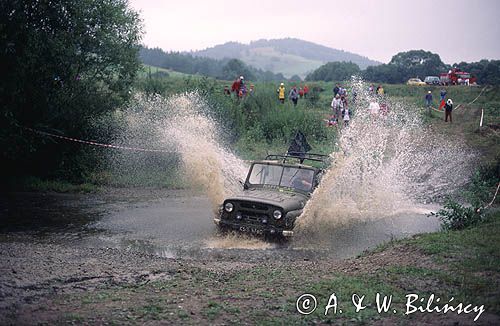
[129,0,500,64]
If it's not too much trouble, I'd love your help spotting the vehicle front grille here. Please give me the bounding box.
[241,211,262,224]
[234,201,283,226]
[240,202,268,211]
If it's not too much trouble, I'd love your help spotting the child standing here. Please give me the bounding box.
[342,107,351,127]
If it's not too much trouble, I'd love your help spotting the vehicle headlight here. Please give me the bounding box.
[273,210,282,220]
[224,202,234,213]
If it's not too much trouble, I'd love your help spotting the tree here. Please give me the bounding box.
[289,75,302,82]
[305,61,361,82]
[221,59,256,81]
[363,50,448,83]
[455,60,500,85]
[389,50,447,80]
[0,0,142,180]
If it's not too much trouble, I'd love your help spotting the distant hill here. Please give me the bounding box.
[192,38,381,78]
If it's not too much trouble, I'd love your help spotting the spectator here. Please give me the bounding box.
[333,84,340,97]
[377,85,384,96]
[425,90,433,115]
[339,87,347,97]
[298,87,304,98]
[340,94,348,109]
[342,107,351,127]
[238,76,247,98]
[444,99,453,123]
[440,88,447,101]
[369,84,374,93]
[277,82,286,104]
[231,77,240,95]
[331,94,343,122]
[439,88,447,110]
[303,85,309,98]
[289,86,299,106]
[369,101,381,118]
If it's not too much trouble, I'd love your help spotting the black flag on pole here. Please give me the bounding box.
[287,131,311,162]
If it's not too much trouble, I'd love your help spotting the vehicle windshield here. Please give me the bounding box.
[248,164,315,192]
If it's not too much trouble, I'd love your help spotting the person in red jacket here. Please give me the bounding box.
[231,77,241,95]
[303,85,309,98]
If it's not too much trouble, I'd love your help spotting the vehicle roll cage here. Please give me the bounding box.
[265,152,330,169]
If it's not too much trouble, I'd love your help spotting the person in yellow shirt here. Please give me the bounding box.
[377,85,384,95]
[277,82,286,104]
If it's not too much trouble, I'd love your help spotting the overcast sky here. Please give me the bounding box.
[129,0,500,64]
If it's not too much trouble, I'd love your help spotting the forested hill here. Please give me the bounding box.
[139,47,286,81]
[191,38,381,77]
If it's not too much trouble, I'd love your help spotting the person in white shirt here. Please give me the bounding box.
[331,94,343,122]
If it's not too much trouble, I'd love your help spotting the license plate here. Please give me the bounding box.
[239,226,263,235]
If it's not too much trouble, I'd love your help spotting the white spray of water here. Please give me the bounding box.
[110,92,247,210]
[298,77,475,232]
[159,94,247,209]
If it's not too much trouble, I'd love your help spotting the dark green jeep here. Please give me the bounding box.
[214,153,328,237]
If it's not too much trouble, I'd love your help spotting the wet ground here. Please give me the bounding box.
[0,189,476,324]
[0,189,441,262]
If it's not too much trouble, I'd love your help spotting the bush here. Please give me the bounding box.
[434,199,485,230]
[434,165,498,230]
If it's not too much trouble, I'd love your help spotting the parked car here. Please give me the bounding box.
[424,76,441,85]
[407,78,426,86]
[214,152,329,238]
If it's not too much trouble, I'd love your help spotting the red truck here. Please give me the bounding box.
[440,68,477,85]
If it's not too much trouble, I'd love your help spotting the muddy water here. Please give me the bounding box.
[0,190,441,262]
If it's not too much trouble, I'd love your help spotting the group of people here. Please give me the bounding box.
[369,84,385,96]
[227,76,456,126]
[425,89,454,122]
[226,77,310,107]
[277,83,309,106]
[226,76,254,98]
[328,84,353,127]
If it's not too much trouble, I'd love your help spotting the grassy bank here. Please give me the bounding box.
[43,210,499,324]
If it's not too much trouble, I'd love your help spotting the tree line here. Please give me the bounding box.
[140,47,286,82]
[306,50,500,85]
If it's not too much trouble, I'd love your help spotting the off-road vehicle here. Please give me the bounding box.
[214,152,329,237]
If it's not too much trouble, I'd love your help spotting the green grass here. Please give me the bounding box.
[141,64,194,78]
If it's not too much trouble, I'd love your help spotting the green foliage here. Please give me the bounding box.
[0,0,142,181]
[305,61,361,82]
[139,46,284,81]
[363,50,448,83]
[455,59,500,85]
[433,165,498,230]
[221,58,256,81]
[434,199,485,230]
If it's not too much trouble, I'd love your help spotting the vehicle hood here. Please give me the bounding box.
[225,188,308,211]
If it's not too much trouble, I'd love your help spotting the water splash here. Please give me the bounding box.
[205,233,276,250]
[110,86,474,236]
[109,92,247,210]
[297,77,475,231]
